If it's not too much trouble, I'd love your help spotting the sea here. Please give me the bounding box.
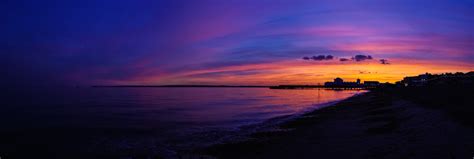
[1,87,365,158]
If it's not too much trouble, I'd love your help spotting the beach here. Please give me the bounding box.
[201,88,474,159]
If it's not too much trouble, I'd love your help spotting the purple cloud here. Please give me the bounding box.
[380,59,390,64]
[352,55,373,62]
[303,55,334,61]
[339,58,350,62]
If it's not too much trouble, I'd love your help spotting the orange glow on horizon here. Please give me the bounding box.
[104,58,474,86]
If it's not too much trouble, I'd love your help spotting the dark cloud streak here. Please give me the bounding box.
[302,55,334,61]
[380,59,390,64]
[339,58,350,62]
[352,55,373,61]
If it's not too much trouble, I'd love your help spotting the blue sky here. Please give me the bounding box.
[2,0,473,86]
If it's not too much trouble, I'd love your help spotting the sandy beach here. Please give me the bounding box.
[202,89,474,159]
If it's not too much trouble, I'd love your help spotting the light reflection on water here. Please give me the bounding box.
[84,88,361,130]
[2,87,365,157]
[5,87,365,134]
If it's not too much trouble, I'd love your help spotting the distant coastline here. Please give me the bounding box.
[91,77,384,90]
[91,85,372,90]
[91,85,272,88]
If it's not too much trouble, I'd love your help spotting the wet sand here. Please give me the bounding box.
[201,90,474,159]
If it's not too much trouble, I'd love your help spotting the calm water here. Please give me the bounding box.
[2,87,364,157]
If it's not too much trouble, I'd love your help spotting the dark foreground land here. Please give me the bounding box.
[201,86,474,159]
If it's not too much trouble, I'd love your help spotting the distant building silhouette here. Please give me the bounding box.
[324,78,379,88]
[399,71,474,87]
[401,73,431,86]
[363,81,380,87]
[334,77,343,85]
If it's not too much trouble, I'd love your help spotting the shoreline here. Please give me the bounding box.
[196,89,474,159]
[166,90,367,158]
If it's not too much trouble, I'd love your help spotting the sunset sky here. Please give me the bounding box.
[2,0,473,86]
